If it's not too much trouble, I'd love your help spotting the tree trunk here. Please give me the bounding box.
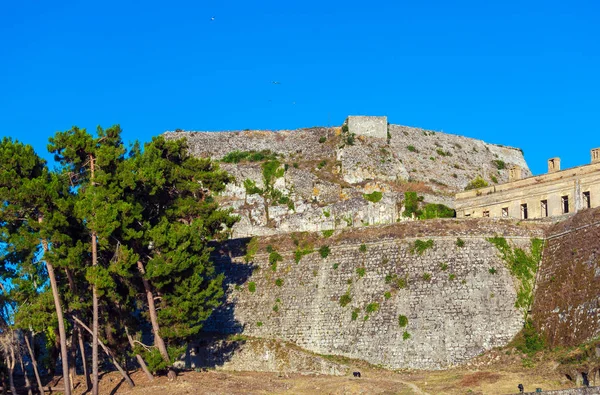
[68,328,77,391]
[6,343,17,395]
[77,325,91,391]
[39,216,71,395]
[124,327,153,382]
[24,331,45,395]
[90,154,100,395]
[72,316,135,388]
[18,352,33,395]
[136,261,176,380]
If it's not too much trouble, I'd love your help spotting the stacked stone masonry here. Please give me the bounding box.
[205,219,547,370]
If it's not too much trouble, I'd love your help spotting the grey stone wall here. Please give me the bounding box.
[347,116,388,139]
[205,220,546,370]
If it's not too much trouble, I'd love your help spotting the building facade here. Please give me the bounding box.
[455,149,600,219]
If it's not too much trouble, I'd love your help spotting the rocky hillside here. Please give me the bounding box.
[164,119,530,238]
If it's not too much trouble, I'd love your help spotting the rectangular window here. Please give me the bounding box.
[540,200,548,218]
[561,195,569,214]
[502,207,509,217]
[521,204,528,220]
[483,210,490,217]
[583,191,591,209]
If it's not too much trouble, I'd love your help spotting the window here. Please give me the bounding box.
[583,191,591,209]
[483,210,490,217]
[502,207,508,217]
[540,200,548,218]
[521,204,528,220]
[561,195,569,214]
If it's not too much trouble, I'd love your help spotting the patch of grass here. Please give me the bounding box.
[256,321,263,327]
[294,246,313,264]
[332,263,339,270]
[269,250,283,271]
[492,159,506,170]
[398,315,408,328]
[319,245,331,259]
[272,304,279,312]
[491,175,498,184]
[489,267,497,274]
[407,145,418,152]
[319,136,327,143]
[292,162,299,168]
[275,278,283,287]
[221,149,278,163]
[244,237,259,263]
[363,191,383,203]
[317,160,327,169]
[248,282,256,293]
[410,239,434,255]
[419,204,455,219]
[403,191,421,218]
[339,293,352,307]
[351,308,360,321]
[386,273,408,289]
[323,209,331,218]
[402,331,411,341]
[359,244,367,253]
[456,238,465,248]
[384,291,392,300]
[365,303,379,313]
[422,273,431,281]
[465,176,489,191]
[448,273,456,281]
[436,148,452,157]
[440,263,449,271]
[356,267,366,278]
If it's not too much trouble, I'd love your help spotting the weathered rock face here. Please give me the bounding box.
[533,207,600,347]
[164,120,530,238]
[205,219,547,370]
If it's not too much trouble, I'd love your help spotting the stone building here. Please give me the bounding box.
[455,148,600,219]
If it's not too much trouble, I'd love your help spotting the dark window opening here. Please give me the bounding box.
[561,196,569,214]
[521,204,528,219]
[540,200,548,217]
[583,191,591,209]
[502,207,509,217]
[483,210,490,217]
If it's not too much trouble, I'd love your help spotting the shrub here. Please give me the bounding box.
[384,291,392,299]
[275,278,283,287]
[319,136,327,143]
[322,229,334,238]
[332,263,339,270]
[436,149,452,157]
[363,191,383,203]
[293,162,299,168]
[339,293,352,307]
[323,209,331,218]
[248,282,256,293]
[365,303,379,313]
[514,319,545,356]
[493,160,506,170]
[272,304,279,312]
[419,203,455,219]
[440,263,448,271]
[456,238,465,247]
[448,273,456,281]
[319,245,331,258]
[359,244,367,253]
[341,124,349,133]
[410,239,434,255]
[489,267,497,274]
[422,273,431,281]
[222,149,278,163]
[294,246,313,263]
[317,160,327,169]
[491,175,498,184]
[402,331,411,340]
[244,237,259,263]
[407,145,417,152]
[256,321,263,327]
[398,315,408,327]
[403,191,421,218]
[351,308,360,321]
[345,133,356,146]
[465,176,489,191]
[269,251,283,271]
[356,267,366,277]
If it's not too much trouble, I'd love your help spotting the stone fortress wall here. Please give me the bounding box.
[204,219,548,370]
[456,150,600,220]
[165,116,531,238]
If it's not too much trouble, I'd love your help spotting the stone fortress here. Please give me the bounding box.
[165,116,600,384]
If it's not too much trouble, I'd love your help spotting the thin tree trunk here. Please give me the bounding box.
[136,261,176,380]
[18,351,33,395]
[6,343,17,395]
[24,331,45,395]
[90,154,100,395]
[72,316,135,388]
[77,325,91,391]
[39,216,71,395]
[124,327,153,382]
[68,329,77,391]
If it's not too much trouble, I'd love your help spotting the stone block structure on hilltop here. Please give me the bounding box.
[455,149,600,219]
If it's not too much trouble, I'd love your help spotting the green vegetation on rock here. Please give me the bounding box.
[319,245,331,258]
[398,315,408,328]
[410,239,434,255]
[221,149,278,163]
[465,176,489,190]
[363,191,383,203]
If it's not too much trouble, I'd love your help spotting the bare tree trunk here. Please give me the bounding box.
[18,351,33,395]
[90,155,100,395]
[73,316,135,388]
[6,342,17,395]
[124,327,153,382]
[136,261,176,380]
[68,329,77,391]
[39,216,71,395]
[24,331,45,395]
[77,326,90,391]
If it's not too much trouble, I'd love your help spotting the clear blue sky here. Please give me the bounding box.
[1,0,598,175]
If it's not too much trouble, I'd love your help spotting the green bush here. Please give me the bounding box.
[319,245,331,258]
[465,176,489,191]
[384,291,392,299]
[275,278,283,287]
[323,209,331,218]
[319,136,327,143]
[448,273,456,281]
[222,150,278,163]
[351,308,360,321]
[407,145,417,152]
[489,267,497,274]
[248,282,256,293]
[456,238,465,248]
[256,321,263,327]
[491,175,498,184]
[422,273,431,281]
[363,191,383,203]
[359,244,367,253]
[402,331,411,341]
[269,250,283,271]
[356,267,366,277]
[294,246,313,263]
[332,263,339,270]
[403,191,421,218]
[514,319,545,356]
[339,293,352,307]
[440,263,448,271]
[317,160,327,169]
[419,203,455,219]
[436,149,452,157]
[493,160,506,170]
[244,237,259,263]
[398,315,408,327]
[322,229,334,238]
[410,239,434,255]
[365,303,379,313]
[272,304,279,312]
[293,162,299,168]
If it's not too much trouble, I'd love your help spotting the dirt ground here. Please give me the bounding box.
[51,358,575,395]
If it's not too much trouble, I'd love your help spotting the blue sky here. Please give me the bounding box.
[1,0,598,175]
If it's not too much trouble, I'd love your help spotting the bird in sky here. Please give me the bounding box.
[211,16,215,21]
[272,81,281,85]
